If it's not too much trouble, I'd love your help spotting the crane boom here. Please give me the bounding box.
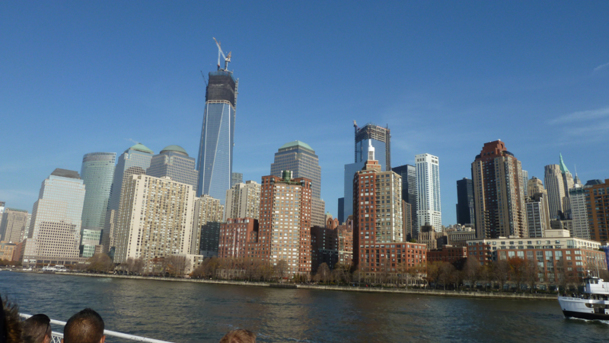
[213,37,231,70]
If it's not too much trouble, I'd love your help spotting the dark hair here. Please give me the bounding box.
[63,309,105,343]
[219,329,256,343]
[22,314,51,343]
[1,296,23,343]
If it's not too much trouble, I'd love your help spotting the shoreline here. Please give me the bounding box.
[25,271,557,300]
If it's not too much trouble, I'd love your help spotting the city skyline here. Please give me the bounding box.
[2,2,609,225]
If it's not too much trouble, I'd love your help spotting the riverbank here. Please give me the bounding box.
[43,271,556,300]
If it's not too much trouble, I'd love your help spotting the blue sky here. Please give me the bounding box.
[1,1,608,225]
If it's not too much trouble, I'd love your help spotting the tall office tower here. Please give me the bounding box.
[545,164,566,220]
[456,178,475,226]
[193,194,225,256]
[527,177,545,197]
[103,143,153,253]
[559,154,575,219]
[225,180,261,220]
[231,173,243,188]
[353,142,426,273]
[569,185,590,239]
[415,153,442,232]
[0,208,28,243]
[343,122,391,221]
[196,53,238,205]
[392,164,418,233]
[521,170,529,197]
[113,174,196,265]
[80,152,116,257]
[471,140,527,239]
[337,198,345,223]
[23,169,86,265]
[248,171,312,275]
[585,179,609,243]
[526,193,551,238]
[147,145,198,190]
[270,141,325,227]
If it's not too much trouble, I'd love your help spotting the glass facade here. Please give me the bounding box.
[147,147,198,190]
[80,152,116,257]
[197,71,237,205]
[392,164,418,233]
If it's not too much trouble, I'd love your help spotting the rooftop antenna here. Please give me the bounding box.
[213,37,231,71]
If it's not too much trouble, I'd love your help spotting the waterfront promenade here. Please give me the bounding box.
[50,271,556,300]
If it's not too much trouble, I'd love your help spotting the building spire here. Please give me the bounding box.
[559,153,570,174]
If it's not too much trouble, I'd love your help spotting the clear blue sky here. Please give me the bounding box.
[1,1,608,225]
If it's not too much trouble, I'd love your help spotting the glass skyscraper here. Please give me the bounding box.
[147,145,198,190]
[416,153,442,232]
[392,164,418,233]
[80,152,116,257]
[197,70,238,205]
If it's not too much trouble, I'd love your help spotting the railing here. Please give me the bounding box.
[19,314,174,343]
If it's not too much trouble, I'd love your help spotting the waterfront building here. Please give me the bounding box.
[147,145,198,190]
[353,142,426,273]
[103,143,153,253]
[271,141,325,228]
[231,173,243,188]
[392,164,418,234]
[569,185,590,239]
[80,152,116,257]
[416,153,442,232]
[218,218,258,259]
[0,241,19,262]
[466,235,606,282]
[247,171,313,275]
[310,218,338,272]
[224,181,260,220]
[343,122,391,221]
[0,208,28,243]
[337,217,354,266]
[585,179,609,243]
[192,195,224,256]
[456,178,475,226]
[471,140,527,239]
[446,227,476,248]
[23,169,86,266]
[427,246,467,264]
[526,193,552,238]
[545,164,567,220]
[196,65,238,205]
[113,174,196,266]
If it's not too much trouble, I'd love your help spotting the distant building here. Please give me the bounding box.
[416,153,442,232]
[231,173,243,187]
[197,68,238,205]
[200,222,222,257]
[23,169,86,266]
[0,208,28,243]
[192,195,224,256]
[337,217,354,267]
[526,193,552,238]
[247,171,313,276]
[456,178,474,226]
[545,156,574,220]
[218,218,258,259]
[225,181,260,220]
[113,174,196,266]
[80,152,116,257]
[521,170,529,199]
[103,143,153,253]
[427,246,467,264]
[392,164,418,234]
[569,185,590,239]
[527,177,545,197]
[310,224,338,272]
[418,224,438,250]
[0,241,18,262]
[271,141,325,228]
[472,140,527,239]
[343,122,391,222]
[447,227,476,248]
[147,145,198,190]
[585,179,609,243]
[337,198,344,223]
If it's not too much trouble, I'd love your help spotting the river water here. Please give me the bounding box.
[1,272,606,342]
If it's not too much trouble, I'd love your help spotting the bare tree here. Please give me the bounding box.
[492,260,510,291]
[315,263,331,284]
[164,255,187,277]
[275,260,288,282]
[86,253,114,273]
[462,258,480,290]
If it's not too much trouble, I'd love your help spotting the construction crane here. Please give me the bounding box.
[213,37,232,71]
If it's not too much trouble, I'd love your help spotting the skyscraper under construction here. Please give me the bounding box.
[197,39,238,205]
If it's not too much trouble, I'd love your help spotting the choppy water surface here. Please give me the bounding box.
[1,272,607,342]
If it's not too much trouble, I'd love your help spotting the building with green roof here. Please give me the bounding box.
[147,145,198,190]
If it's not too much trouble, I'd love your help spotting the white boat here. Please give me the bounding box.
[558,276,609,320]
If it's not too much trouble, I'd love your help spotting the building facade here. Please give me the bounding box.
[569,185,590,240]
[585,179,609,243]
[218,218,258,259]
[270,141,325,228]
[456,178,475,226]
[471,140,527,239]
[147,145,198,190]
[545,164,567,220]
[231,172,243,187]
[196,69,238,205]
[247,171,313,275]
[0,208,28,243]
[392,164,418,234]
[80,152,116,257]
[337,217,354,267]
[416,153,442,232]
[23,169,86,266]
[192,195,224,256]
[225,181,261,220]
[526,193,552,238]
[113,174,196,265]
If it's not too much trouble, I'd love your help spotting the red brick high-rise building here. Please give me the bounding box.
[218,218,258,259]
[586,179,609,243]
[247,171,312,275]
